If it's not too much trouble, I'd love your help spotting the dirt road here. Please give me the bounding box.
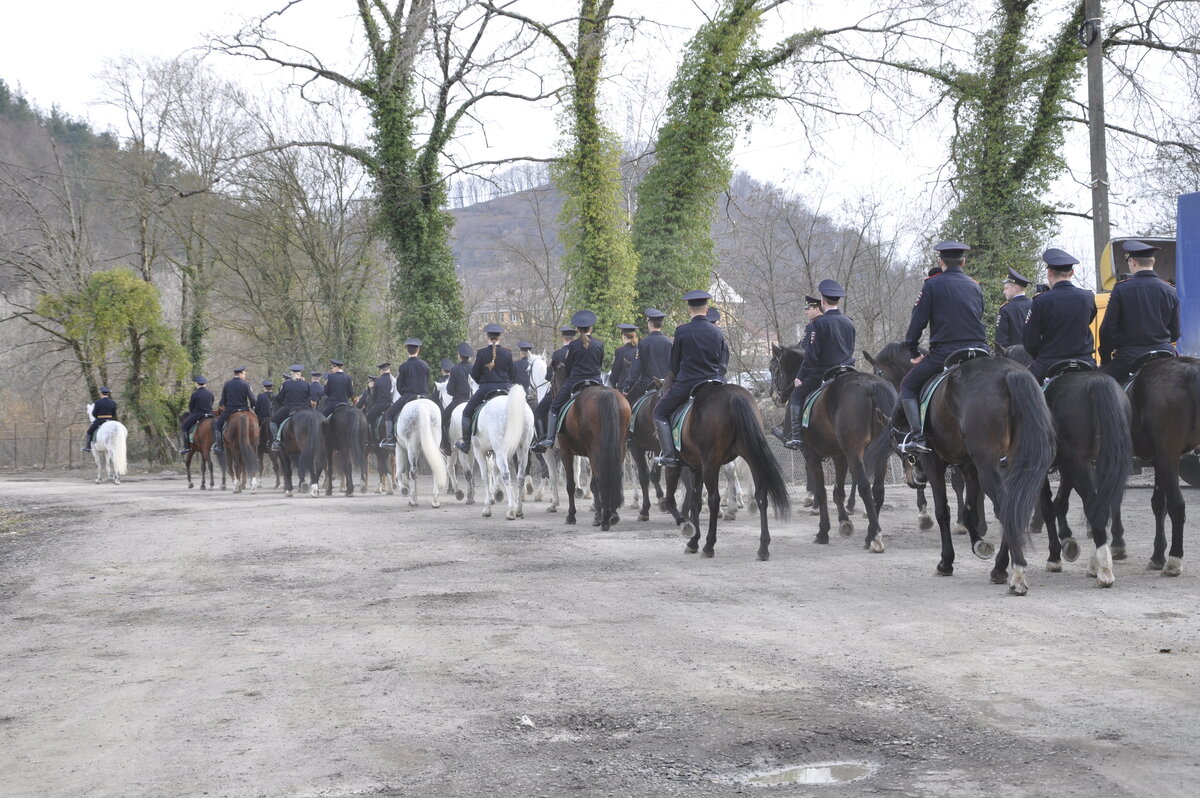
[1,471,1197,797]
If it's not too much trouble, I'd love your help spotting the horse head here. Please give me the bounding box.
[768,342,804,406]
[868,342,920,390]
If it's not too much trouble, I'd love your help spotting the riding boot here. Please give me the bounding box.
[899,397,931,454]
[531,411,558,453]
[381,416,396,446]
[81,433,91,453]
[654,419,680,467]
[783,404,804,450]
[268,421,281,452]
[455,416,472,454]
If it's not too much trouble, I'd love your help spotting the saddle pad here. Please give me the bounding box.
[800,383,827,430]
[555,394,580,436]
[276,414,292,442]
[627,391,657,435]
[670,399,695,451]
[473,392,510,437]
[918,369,954,428]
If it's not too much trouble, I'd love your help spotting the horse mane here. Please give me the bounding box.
[877,341,912,362]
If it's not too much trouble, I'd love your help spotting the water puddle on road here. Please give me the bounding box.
[742,761,876,787]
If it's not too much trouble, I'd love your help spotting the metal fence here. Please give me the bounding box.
[0,423,150,470]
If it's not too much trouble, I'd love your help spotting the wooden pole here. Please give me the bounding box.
[1084,0,1111,287]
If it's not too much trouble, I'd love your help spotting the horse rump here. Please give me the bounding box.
[1000,368,1055,544]
[728,391,790,520]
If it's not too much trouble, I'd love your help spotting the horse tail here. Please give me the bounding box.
[239,415,259,481]
[1088,374,1132,528]
[864,379,898,474]
[111,423,128,476]
[593,388,625,510]
[418,401,448,494]
[299,412,322,482]
[729,391,791,520]
[502,386,526,456]
[1001,369,1055,545]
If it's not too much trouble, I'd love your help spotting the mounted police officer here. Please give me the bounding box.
[623,308,672,402]
[1023,248,1097,383]
[531,310,605,453]
[308,371,326,408]
[211,367,255,454]
[366,363,394,439]
[255,380,274,450]
[707,306,731,376]
[1098,240,1180,383]
[269,365,312,452]
[323,359,355,416]
[894,241,988,455]
[178,376,214,454]
[82,387,117,453]
[652,290,728,467]
[782,280,855,450]
[609,323,638,391]
[995,267,1032,349]
[356,375,374,410]
[442,343,474,452]
[533,326,578,438]
[382,339,431,445]
[456,324,516,455]
[771,295,822,444]
[514,341,534,394]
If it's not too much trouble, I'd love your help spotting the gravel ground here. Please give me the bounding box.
[1,468,1197,797]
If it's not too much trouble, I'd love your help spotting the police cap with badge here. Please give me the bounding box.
[644,307,666,320]
[1004,267,1031,287]
[1042,248,1079,271]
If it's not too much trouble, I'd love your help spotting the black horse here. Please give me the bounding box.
[661,382,791,560]
[1128,356,1200,576]
[279,408,326,498]
[324,405,368,497]
[627,388,668,522]
[768,346,895,551]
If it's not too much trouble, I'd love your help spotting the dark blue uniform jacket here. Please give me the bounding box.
[308,381,325,402]
[276,379,312,408]
[219,378,255,411]
[369,374,394,411]
[189,388,214,415]
[255,391,272,419]
[514,357,532,391]
[1024,281,1096,363]
[396,358,431,395]
[626,331,672,387]
[802,309,855,376]
[608,343,636,389]
[995,294,1031,349]
[670,316,728,387]
[472,344,516,386]
[447,363,472,401]
[562,338,604,385]
[324,372,354,406]
[904,265,987,358]
[1098,270,1180,361]
[93,397,117,417]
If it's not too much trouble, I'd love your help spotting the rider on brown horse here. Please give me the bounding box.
[781,280,855,451]
[771,295,821,445]
[531,310,605,453]
[178,377,214,455]
[211,367,255,454]
[894,241,988,455]
[623,308,672,403]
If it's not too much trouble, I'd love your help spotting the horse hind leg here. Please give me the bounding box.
[807,449,832,545]
[832,457,854,539]
[701,465,721,558]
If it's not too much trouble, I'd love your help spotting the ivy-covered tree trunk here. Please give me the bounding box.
[554,0,638,349]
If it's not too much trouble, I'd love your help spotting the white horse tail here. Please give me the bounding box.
[503,386,525,457]
[111,423,128,476]
[419,401,448,494]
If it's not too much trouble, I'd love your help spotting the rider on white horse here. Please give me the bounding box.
[382,339,431,445]
[455,323,516,455]
[82,387,117,452]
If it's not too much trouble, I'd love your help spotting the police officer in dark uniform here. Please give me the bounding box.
[706,307,731,376]
[178,377,215,454]
[269,365,312,451]
[895,241,988,454]
[383,339,431,445]
[652,290,729,467]
[255,380,274,450]
[771,295,823,444]
[609,323,638,390]
[624,308,673,402]
[366,363,394,438]
[533,326,577,436]
[356,375,374,410]
[995,267,1032,349]
[443,342,475,452]
[456,324,517,454]
[83,387,118,452]
[1098,240,1180,383]
[1023,248,1097,382]
[308,371,326,408]
[783,280,856,450]
[514,341,535,394]
[211,367,256,454]
[323,359,355,416]
[531,310,605,452]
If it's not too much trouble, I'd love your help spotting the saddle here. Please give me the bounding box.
[1041,359,1096,391]
[571,378,603,395]
[800,366,858,430]
[918,348,991,428]
[627,389,659,435]
[1124,349,1177,392]
[470,389,513,436]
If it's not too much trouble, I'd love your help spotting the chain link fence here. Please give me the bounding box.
[0,422,151,470]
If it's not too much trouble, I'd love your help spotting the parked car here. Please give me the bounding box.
[735,370,773,397]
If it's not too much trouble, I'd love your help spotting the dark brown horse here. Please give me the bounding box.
[324,405,368,497]
[907,355,1055,595]
[627,388,667,521]
[556,385,631,530]
[183,416,216,490]
[222,410,260,495]
[279,408,326,498]
[662,383,791,560]
[256,418,281,490]
[1128,356,1200,576]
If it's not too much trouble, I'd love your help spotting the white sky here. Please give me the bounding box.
[1,0,1186,286]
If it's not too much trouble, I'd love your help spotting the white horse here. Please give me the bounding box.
[438,380,478,504]
[530,354,549,402]
[89,415,128,485]
[471,387,535,520]
[393,398,449,508]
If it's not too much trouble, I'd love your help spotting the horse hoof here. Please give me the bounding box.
[803,494,814,507]
[482,509,491,518]
[953,523,968,536]
[601,523,611,531]
[565,516,575,525]
[813,534,829,545]
[935,562,953,576]
[685,545,697,554]
[610,512,619,525]
[455,490,465,501]
[465,498,474,505]
[309,487,319,498]
[546,506,556,513]
[1061,537,1080,563]
[591,517,601,527]
[188,484,194,490]
[990,569,1008,585]
[1163,556,1183,577]
[702,550,714,558]
[839,520,854,537]
[1147,559,1166,571]
[1045,561,1063,573]
[515,510,523,518]
[494,490,504,503]
[757,551,770,562]
[1110,545,1127,560]
[221,485,227,491]
[400,487,409,496]
[409,499,417,507]
[1008,582,1028,596]
[680,522,694,537]
[972,539,995,559]
[869,538,885,554]
[881,503,895,511]
[722,511,737,521]
[638,513,649,522]
[285,490,293,497]
[506,511,516,520]
[919,515,933,531]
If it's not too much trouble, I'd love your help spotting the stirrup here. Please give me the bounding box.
[179,447,190,455]
[770,425,787,443]
[81,446,91,452]
[531,437,552,453]
[654,452,680,467]
[899,433,931,455]
[455,440,470,454]
[783,437,803,451]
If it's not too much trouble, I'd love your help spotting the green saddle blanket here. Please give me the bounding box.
[627,390,658,435]
[918,369,954,429]
[670,399,695,451]
[799,384,828,430]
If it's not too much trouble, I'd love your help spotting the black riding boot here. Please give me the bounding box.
[531,411,558,453]
[455,416,472,454]
[771,410,789,443]
[212,430,223,454]
[899,397,931,454]
[783,404,804,450]
[654,419,679,467]
[81,433,92,453]
[382,416,396,446]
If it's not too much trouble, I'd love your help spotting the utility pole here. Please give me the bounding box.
[1082,0,1111,288]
